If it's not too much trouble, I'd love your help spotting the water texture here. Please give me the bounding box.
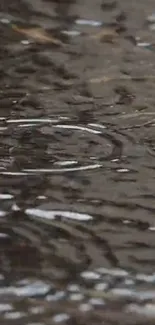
[1,0,155,324]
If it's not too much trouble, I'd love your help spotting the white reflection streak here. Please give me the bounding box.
[17,123,39,128]
[52,124,102,134]
[1,122,103,174]
[0,194,14,199]
[7,118,59,124]
[88,123,106,129]
[23,163,102,173]
[0,172,29,176]
[75,19,102,27]
[25,209,93,221]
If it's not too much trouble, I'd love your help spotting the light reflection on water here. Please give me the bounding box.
[0,0,155,323]
[1,266,155,321]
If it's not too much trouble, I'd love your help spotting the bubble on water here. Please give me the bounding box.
[80,271,101,280]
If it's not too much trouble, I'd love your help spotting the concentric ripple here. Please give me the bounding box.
[0,118,122,174]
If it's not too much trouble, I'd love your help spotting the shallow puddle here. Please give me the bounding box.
[1,0,155,324]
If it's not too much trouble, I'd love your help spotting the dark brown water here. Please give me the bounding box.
[1,0,155,324]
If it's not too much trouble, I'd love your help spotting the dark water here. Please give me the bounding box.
[1,0,155,324]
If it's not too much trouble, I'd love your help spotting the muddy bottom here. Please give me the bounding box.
[1,0,155,324]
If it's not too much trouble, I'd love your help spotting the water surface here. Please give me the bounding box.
[1,0,155,324]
